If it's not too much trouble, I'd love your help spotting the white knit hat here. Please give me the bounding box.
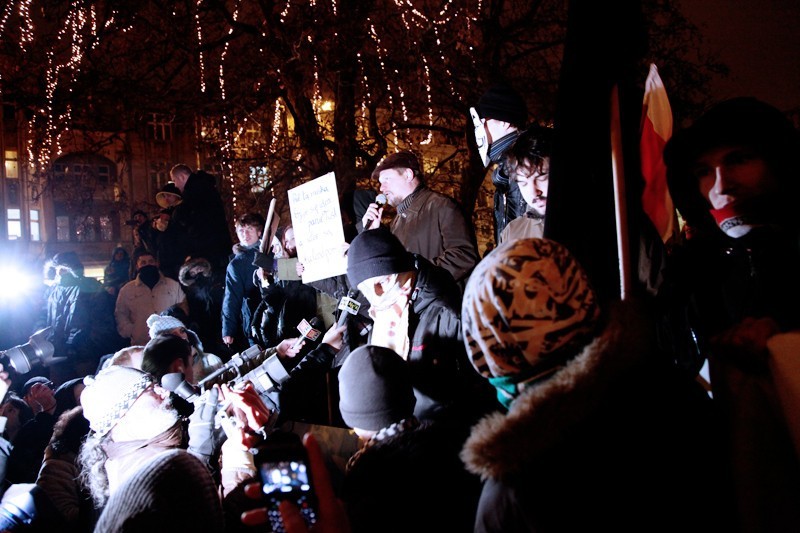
[81,366,155,437]
[146,314,186,339]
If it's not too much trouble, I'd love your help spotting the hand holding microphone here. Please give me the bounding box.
[362,193,387,230]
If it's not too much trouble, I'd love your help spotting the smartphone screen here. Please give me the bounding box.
[256,434,318,533]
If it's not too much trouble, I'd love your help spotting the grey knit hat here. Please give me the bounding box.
[346,227,415,288]
[94,449,224,532]
[338,345,416,431]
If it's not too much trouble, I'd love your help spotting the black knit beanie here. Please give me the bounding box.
[476,83,528,128]
[346,227,415,288]
[338,345,416,431]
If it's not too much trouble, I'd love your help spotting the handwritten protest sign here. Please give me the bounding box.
[288,172,347,283]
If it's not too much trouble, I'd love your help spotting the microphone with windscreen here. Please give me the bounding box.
[161,372,200,403]
[366,194,387,230]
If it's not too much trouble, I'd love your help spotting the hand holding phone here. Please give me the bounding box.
[254,431,319,533]
[242,432,350,533]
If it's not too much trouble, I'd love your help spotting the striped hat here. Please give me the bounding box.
[81,366,155,437]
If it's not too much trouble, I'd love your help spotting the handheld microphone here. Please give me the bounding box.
[291,317,324,351]
[337,289,362,327]
[365,194,387,230]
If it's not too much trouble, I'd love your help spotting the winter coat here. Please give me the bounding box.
[369,255,495,425]
[221,243,260,346]
[343,419,482,533]
[668,226,800,531]
[489,130,525,243]
[43,274,120,363]
[170,171,233,275]
[6,412,56,485]
[498,210,544,245]
[461,301,733,533]
[102,247,131,296]
[389,187,479,288]
[114,275,188,345]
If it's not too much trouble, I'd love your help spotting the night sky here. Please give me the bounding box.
[679,0,800,111]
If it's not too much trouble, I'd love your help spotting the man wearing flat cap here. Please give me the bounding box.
[360,150,479,290]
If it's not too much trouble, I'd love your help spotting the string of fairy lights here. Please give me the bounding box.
[1,0,475,196]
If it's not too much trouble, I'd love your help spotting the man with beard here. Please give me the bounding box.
[79,365,269,530]
[360,151,479,290]
[115,251,188,346]
[471,82,529,243]
[497,126,553,244]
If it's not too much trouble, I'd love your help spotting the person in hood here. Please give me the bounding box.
[114,251,188,346]
[103,247,131,297]
[664,97,800,530]
[460,238,733,532]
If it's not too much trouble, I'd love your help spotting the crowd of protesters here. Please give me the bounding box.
[0,92,797,533]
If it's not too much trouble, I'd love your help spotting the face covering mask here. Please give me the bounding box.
[470,107,490,168]
[138,265,160,288]
[709,199,773,239]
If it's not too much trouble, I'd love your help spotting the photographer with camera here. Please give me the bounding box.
[77,364,274,531]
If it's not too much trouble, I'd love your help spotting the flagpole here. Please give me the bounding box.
[610,84,631,300]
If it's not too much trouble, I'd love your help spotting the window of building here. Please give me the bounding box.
[29,209,40,241]
[7,209,21,240]
[150,162,170,193]
[56,216,70,242]
[4,150,18,179]
[74,216,97,242]
[249,165,270,193]
[97,164,111,185]
[147,113,173,141]
[99,216,113,241]
[7,179,19,206]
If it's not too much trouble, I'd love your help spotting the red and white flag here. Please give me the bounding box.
[640,63,677,243]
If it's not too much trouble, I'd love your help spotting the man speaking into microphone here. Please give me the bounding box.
[361,151,479,291]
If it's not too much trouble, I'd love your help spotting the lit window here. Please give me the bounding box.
[7,209,21,240]
[4,150,18,179]
[29,209,40,241]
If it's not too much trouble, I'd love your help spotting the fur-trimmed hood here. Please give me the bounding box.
[461,300,652,481]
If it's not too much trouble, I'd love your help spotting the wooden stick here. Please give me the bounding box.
[260,197,278,253]
[610,84,631,300]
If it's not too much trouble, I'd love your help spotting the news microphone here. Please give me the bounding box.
[161,372,201,403]
[291,317,324,351]
[365,194,387,230]
[337,289,362,327]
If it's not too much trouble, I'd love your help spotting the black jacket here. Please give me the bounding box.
[462,301,733,532]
